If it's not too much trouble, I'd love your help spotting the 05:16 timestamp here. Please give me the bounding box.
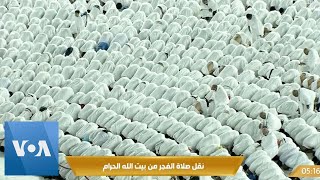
[301,167,320,175]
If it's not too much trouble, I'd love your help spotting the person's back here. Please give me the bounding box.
[95,41,109,51]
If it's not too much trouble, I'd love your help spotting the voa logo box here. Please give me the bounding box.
[5,122,59,176]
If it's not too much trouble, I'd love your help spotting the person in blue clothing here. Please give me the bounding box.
[243,164,257,180]
[95,32,111,51]
[95,41,109,51]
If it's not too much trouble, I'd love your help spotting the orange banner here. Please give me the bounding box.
[66,156,244,176]
[289,165,320,177]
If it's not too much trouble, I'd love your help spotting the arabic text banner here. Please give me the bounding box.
[66,156,244,176]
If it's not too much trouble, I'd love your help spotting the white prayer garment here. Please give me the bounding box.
[292,88,317,114]
[258,112,282,131]
[70,10,86,36]
[261,132,279,159]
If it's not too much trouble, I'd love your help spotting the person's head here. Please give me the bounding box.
[246,13,253,20]
[270,6,276,11]
[75,10,80,17]
[259,112,267,119]
[212,10,217,16]
[65,47,73,56]
[202,0,208,5]
[243,164,249,171]
[39,106,47,112]
[207,61,214,74]
[300,72,307,82]
[278,138,286,146]
[279,8,285,14]
[116,3,122,10]
[292,89,299,97]
[304,48,309,55]
[211,84,218,91]
[234,34,242,43]
[308,76,314,86]
[195,101,203,114]
[260,124,269,136]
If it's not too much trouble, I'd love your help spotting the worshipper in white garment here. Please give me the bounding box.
[31,105,51,121]
[292,88,316,115]
[70,10,86,38]
[245,10,264,42]
[0,88,10,101]
[240,119,266,142]
[230,32,251,47]
[260,124,279,159]
[258,111,282,131]
[302,48,318,64]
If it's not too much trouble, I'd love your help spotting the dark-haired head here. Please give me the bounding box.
[292,89,299,97]
[270,6,276,11]
[116,3,122,10]
[212,10,217,16]
[202,0,208,5]
[65,47,73,56]
[75,10,80,17]
[211,84,218,91]
[279,8,285,14]
[39,106,47,112]
[246,13,253,20]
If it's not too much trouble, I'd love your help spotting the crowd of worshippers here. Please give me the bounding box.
[2,0,320,179]
[64,0,130,56]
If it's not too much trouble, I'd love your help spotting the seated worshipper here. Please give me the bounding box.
[302,48,320,68]
[240,119,265,142]
[293,72,308,85]
[310,78,320,92]
[258,111,282,131]
[292,88,316,114]
[230,32,251,46]
[31,105,51,121]
[232,134,255,156]
[260,125,279,159]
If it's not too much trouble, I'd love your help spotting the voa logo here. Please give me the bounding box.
[12,140,51,157]
[5,122,59,176]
